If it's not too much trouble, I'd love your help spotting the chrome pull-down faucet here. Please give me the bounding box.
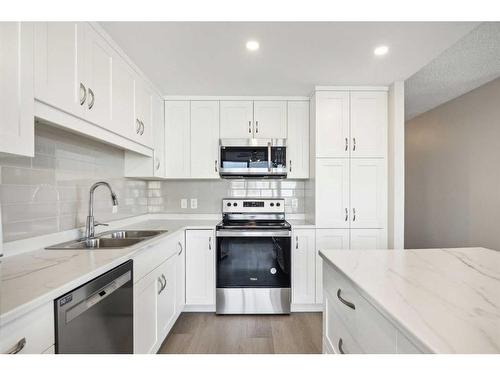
[85,182,119,240]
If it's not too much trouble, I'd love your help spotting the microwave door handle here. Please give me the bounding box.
[267,142,272,172]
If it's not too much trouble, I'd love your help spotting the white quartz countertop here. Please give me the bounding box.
[0,219,218,324]
[319,248,500,353]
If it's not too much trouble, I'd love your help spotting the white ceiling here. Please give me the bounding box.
[405,22,500,120]
[100,22,477,96]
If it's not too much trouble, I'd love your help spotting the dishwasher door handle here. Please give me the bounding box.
[64,270,132,324]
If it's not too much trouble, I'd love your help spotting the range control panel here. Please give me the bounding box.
[222,198,285,213]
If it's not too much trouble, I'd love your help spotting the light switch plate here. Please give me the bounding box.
[190,198,198,209]
[181,199,188,209]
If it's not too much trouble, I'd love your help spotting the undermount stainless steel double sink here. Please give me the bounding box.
[45,230,167,250]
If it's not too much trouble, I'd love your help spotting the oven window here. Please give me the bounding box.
[217,237,291,288]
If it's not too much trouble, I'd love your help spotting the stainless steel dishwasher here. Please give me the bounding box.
[55,260,133,354]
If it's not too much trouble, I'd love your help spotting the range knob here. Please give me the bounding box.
[233,202,238,207]
[270,203,274,207]
[226,202,231,207]
[276,202,281,207]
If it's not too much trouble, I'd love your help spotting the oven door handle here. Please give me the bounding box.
[216,230,291,238]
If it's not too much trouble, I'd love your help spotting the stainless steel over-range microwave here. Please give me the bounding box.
[218,138,287,179]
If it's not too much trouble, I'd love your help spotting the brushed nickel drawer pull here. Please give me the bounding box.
[338,338,345,354]
[7,338,26,354]
[79,83,87,105]
[337,288,355,310]
[177,241,183,255]
[345,137,348,151]
[88,88,95,109]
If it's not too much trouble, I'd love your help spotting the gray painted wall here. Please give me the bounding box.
[405,76,500,250]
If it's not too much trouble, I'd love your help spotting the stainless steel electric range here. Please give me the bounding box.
[216,198,291,314]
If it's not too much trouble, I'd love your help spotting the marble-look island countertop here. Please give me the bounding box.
[0,219,218,324]
[319,248,500,353]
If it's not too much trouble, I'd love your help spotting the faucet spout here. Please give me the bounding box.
[85,182,118,240]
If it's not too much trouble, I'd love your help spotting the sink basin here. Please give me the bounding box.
[100,230,167,239]
[45,230,167,250]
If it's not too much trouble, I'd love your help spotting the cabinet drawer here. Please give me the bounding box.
[0,303,54,354]
[324,264,398,353]
[324,293,363,354]
[133,235,181,282]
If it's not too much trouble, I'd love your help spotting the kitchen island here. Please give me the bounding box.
[319,247,500,354]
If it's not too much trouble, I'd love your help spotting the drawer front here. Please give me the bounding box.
[323,264,398,353]
[324,292,363,354]
[133,235,179,282]
[0,303,54,354]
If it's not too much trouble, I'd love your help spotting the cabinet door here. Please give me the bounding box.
[152,94,166,177]
[350,229,387,249]
[83,24,113,127]
[350,158,387,229]
[316,159,350,228]
[287,101,309,178]
[191,101,220,178]
[253,101,287,139]
[219,100,253,138]
[315,91,350,158]
[111,53,135,137]
[175,235,186,314]
[292,229,316,305]
[157,257,177,340]
[165,101,190,178]
[34,22,86,118]
[315,229,349,304]
[350,91,387,158]
[133,270,159,354]
[0,22,34,157]
[185,230,215,306]
[134,80,153,148]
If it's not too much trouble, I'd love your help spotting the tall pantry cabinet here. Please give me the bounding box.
[310,87,388,304]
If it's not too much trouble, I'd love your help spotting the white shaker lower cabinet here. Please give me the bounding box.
[315,229,349,305]
[133,266,159,354]
[292,229,316,305]
[185,230,215,308]
[175,234,186,314]
[0,22,34,157]
[156,256,177,343]
[0,302,54,354]
[322,261,424,354]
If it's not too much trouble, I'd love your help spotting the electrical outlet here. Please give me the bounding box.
[181,199,188,209]
[190,198,198,209]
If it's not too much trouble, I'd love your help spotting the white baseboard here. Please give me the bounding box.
[183,304,216,312]
[291,303,323,312]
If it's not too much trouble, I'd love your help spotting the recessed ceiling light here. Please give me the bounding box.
[246,40,260,51]
[374,45,389,56]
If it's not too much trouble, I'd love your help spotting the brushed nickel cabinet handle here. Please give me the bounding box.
[352,208,356,222]
[255,121,259,133]
[352,137,356,151]
[155,158,160,171]
[345,137,348,151]
[6,338,26,354]
[135,119,141,134]
[177,241,183,255]
[208,237,212,250]
[248,121,252,134]
[289,160,292,172]
[87,88,95,109]
[79,83,87,105]
[345,208,348,221]
[295,236,299,249]
[162,274,167,289]
[338,338,345,354]
[140,121,145,135]
[215,160,218,172]
[337,288,356,310]
[157,277,164,295]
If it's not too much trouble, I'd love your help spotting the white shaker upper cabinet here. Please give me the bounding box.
[315,229,349,304]
[191,101,220,178]
[152,94,166,178]
[350,91,388,158]
[219,101,253,139]
[134,80,154,148]
[286,101,309,178]
[83,24,113,128]
[0,22,34,157]
[34,22,86,119]
[253,101,287,139]
[350,158,387,229]
[315,158,350,228]
[292,229,316,305]
[111,55,135,137]
[315,91,350,158]
[165,101,190,178]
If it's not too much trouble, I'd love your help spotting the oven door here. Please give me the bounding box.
[216,229,291,314]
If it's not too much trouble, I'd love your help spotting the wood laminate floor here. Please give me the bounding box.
[158,312,322,354]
